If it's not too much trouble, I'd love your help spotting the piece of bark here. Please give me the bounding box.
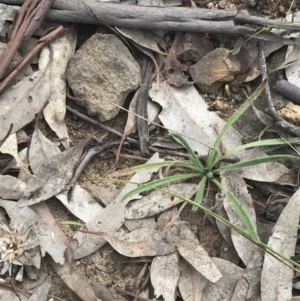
[274,79,300,105]
[0,1,296,43]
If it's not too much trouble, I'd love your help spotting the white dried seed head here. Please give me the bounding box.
[0,223,39,278]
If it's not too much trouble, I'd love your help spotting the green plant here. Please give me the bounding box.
[117,79,300,245]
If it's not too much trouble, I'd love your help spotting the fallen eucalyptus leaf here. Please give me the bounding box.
[0,175,26,199]
[29,128,61,173]
[40,29,77,149]
[125,183,197,219]
[19,140,89,206]
[100,228,176,257]
[202,257,244,300]
[261,188,300,301]
[178,258,208,301]
[151,252,180,301]
[0,53,51,141]
[165,223,222,283]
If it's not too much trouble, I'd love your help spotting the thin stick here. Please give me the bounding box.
[258,41,300,137]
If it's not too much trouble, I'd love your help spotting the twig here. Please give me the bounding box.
[0,1,297,43]
[258,41,300,137]
[274,79,300,105]
[0,0,53,80]
[0,25,64,94]
[115,286,155,301]
[137,56,153,157]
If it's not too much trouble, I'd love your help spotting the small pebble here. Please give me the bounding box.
[207,2,214,8]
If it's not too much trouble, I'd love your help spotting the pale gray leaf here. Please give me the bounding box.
[0,61,51,141]
[56,185,103,223]
[101,228,176,257]
[165,224,222,283]
[178,258,207,301]
[19,141,87,206]
[28,279,51,301]
[202,257,244,301]
[125,183,197,219]
[261,188,300,301]
[40,29,77,149]
[0,175,26,200]
[29,128,61,173]
[151,253,180,301]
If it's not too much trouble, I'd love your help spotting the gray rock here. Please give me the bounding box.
[67,33,141,121]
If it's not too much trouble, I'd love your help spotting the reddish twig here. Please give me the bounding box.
[0,25,64,94]
[0,0,54,80]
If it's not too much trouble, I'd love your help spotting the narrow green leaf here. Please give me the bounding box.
[215,154,300,173]
[60,221,85,227]
[213,79,266,149]
[111,161,198,177]
[122,173,200,200]
[206,147,219,170]
[219,137,300,160]
[172,133,205,172]
[211,178,260,243]
[192,176,207,211]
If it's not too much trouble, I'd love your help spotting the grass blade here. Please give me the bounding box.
[218,137,300,160]
[215,154,300,173]
[213,79,266,149]
[111,161,198,177]
[192,176,207,211]
[172,133,205,172]
[206,147,219,170]
[122,173,200,200]
[211,178,260,243]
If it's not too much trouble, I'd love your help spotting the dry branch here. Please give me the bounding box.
[0,0,298,44]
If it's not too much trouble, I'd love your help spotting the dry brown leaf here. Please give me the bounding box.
[162,49,190,87]
[151,252,180,301]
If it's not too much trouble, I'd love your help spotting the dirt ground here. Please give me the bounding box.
[8,0,300,300]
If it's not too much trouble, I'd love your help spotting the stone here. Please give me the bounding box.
[189,48,240,94]
[67,33,141,121]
